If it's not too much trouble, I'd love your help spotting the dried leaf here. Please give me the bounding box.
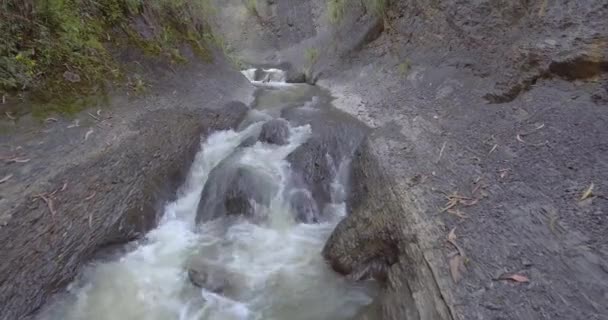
[67,119,80,128]
[498,273,529,283]
[580,183,594,201]
[0,174,13,184]
[437,141,447,162]
[448,209,467,219]
[488,144,498,155]
[84,129,94,141]
[499,168,509,179]
[516,134,525,143]
[7,157,30,164]
[448,227,457,242]
[449,255,465,283]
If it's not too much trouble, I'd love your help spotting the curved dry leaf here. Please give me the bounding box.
[449,255,465,283]
[0,174,13,184]
[67,119,80,128]
[11,158,30,164]
[498,273,529,283]
[84,129,94,141]
[580,183,594,201]
[448,227,457,242]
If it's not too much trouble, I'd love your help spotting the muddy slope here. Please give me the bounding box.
[0,56,253,319]
[320,1,608,319]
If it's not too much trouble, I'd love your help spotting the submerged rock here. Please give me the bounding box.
[187,256,238,294]
[259,118,290,145]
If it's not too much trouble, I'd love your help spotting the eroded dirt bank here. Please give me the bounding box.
[320,1,608,319]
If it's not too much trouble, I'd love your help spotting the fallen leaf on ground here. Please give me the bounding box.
[447,227,466,257]
[580,183,594,201]
[0,174,13,184]
[84,129,94,141]
[488,144,498,155]
[497,273,529,283]
[449,255,465,283]
[499,168,509,179]
[6,157,30,164]
[448,209,467,219]
[448,227,457,242]
[67,119,80,128]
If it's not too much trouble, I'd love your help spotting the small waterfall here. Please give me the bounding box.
[37,69,376,320]
[241,68,289,86]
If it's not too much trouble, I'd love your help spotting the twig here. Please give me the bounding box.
[34,194,57,217]
[5,157,30,164]
[67,119,80,128]
[85,191,96,201]
[437,141,447,163]
[0,174,13,184]
[519,123,545,136]
[5,112,15,120]
[87,112,101,121]
[488,144,498,155]
[84,129,94,141]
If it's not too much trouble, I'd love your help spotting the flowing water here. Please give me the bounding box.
[38,69,376,320]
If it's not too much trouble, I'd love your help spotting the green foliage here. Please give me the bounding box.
[327,0,388,24]
[327,0,347,23]
[305,48,319,66]
[245,0,258,16]
[0,0,217,114]
[363,0,387,18]
[398,59,411,76]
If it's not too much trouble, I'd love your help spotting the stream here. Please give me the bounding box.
[37,69,377,320]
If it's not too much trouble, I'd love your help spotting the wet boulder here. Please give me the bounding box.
[283,106,369,217]
[289,189,319,223]
[196,157,278,224]
[259,118,290,145]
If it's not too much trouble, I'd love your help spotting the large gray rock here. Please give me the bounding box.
[196,161,278,224]
[283,106,368,217]
[259,118,290,145]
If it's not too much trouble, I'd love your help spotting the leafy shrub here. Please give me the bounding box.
[0,0,216,113]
